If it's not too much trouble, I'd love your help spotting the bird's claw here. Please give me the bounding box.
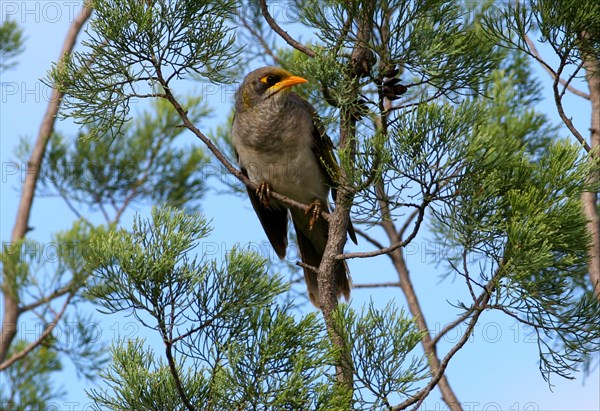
[305,200,322,231]
[256,182,272,208]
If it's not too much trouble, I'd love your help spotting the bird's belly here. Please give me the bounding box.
[241,148,328,204]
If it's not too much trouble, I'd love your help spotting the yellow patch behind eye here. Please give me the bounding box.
[260,76,270,84]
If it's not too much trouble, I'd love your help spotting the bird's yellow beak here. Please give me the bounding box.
[268,75,308,95]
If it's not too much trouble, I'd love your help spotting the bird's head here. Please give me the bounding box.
[235,66,308,112]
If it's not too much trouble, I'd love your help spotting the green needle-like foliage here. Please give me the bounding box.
[49,0,240,139]
[334,302,427,409]
[85,207,426,409]
[484,0,600,65]
[431,88,598,381]
[86,207,328,409]
[0,19,24,70]
[2,341,64,410]
[297,0,497,96]
[0,222,110,407]
[17,0,598,406]
[39,96,211,214]
[217,307,331,410]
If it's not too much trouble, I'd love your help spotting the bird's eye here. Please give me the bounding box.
[265,75,277,86]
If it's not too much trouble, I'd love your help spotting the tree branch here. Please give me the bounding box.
[164,335,195,411]
[374,181,462,411]
[337,205,425,260]
[17,284,73,315]
[524,34,590,100]
[353,282,401,289]
[398,209,420,239]
[581,49,600,302]
[396,298,487,411]
[258,0,315,58]
[430,307,476,347]
[397,270,499,411]
[552,57,592,153]
[558,60,586,101]
[314,2,378,395]
[354,226,386,250]
[0,4,93,364]
[0,292,75,371]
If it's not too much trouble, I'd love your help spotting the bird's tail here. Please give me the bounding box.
[292,211,351,309]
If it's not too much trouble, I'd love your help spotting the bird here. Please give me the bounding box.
[231,66,357,308]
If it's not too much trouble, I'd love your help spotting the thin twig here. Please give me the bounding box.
[428,274,493,348]
[0,292,75,370]
[462,249,477,302]
[398,209,420,239]
[524,34,590,100]
[98,202,111,223]
[354,227,386,250]
[237,11,280,64]
[401,302,486,411]
[53,186,85,221]
[353,282,401,289]
[559,60,585,101]
[487,304,560,330]
[430,307,476,347]
[164,337,195,411]
[337,205,425,260]
[258,0,315,58]
[386,90,443,117]
[375,178,462,410]
[393,281,494,411]
[297,261,319,275]
[17,285,73,314]
[113,140,160,222]
[553,56,592,152]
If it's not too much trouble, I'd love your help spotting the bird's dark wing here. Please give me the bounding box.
[305,104,358,245]
[240,166,289,259]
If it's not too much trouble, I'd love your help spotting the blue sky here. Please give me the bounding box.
[1,1,599,409]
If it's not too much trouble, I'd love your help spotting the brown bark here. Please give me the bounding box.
[518,30,600,301]
[582,55,600,301]
[318,197,355,389]
[526,28,600,300]
[316,1,377,394]
[0,6,93,363]
[391,250,462,411]
[376,186,462,411]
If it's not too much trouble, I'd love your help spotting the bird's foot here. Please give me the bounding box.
[305,199,322,231]
[256,182,272,208]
